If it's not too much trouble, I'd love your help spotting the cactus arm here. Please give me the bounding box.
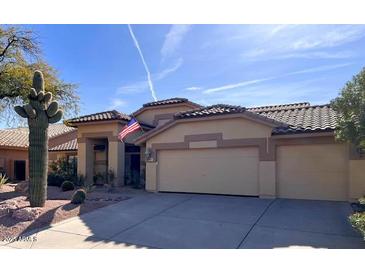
[14,106,29,118]
[48,109,63,123]
[29,88,38,99]
[43,92,52,103]
[37,91,45,101]
[33,70,45,92]
[24,104,36,119]
[46,101,59,117]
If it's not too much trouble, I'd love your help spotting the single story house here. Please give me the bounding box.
[1,97,364,202]
[63,97,364,202]
[0,124,77,180]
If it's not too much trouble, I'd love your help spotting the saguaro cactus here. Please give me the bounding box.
[14,71,63,207]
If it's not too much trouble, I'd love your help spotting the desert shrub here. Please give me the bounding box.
[0,173,8,189]
[47,173,66,187]
[349,212,365,239]
[61,180,75,192]
[71,189,86,204]
[74,174,86,187]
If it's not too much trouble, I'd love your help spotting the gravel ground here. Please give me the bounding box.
[0,184,129,241]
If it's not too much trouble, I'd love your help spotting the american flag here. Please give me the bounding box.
[118,117,142,141]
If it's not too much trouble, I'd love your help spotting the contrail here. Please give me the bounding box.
[127,24,158,101]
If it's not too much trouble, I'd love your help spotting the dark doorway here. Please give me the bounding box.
[130,154,140,186]
[14,160,26,181]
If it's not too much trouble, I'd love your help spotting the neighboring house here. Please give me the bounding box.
[0,124,77,180]
[1,97,364,202]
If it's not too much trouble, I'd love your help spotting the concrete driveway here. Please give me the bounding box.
[2,192,364,249]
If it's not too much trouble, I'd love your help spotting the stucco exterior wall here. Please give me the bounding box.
[349,160,365,201]
[0,148,29,180]
[143,113,363,201]
[146,117,273,146]
[76,122,126,186]
[135,105,196,126]
[77,122,121,137]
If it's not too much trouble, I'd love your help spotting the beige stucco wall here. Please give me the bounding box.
[77,122,121,137]
[349,160,365,201]
[0,148,29,180]
[146,117,273,146]
[76,122,126,186]
[156,147,259,195]
[276,144,348,201]
[135,105,196,126]
[258,161,276,198]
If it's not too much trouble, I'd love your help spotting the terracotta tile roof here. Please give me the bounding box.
[132,97,202,116]
[173,103,336,135]
[66,110,131,125]
[252,104,337,134]
[248,102,310,112]
[49,138,78,151]
[143,98,194,107]
[175,104,247,119]
[0,124,76,148]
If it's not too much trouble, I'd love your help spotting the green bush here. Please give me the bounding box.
[0,173,8,189]
[71,189,86,204]
[61,180,75,192]
[48,173,66,187]
[349,212,365,239]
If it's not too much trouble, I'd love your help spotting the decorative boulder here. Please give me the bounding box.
[0,199,20,217]
[15,181,29,194]
[12,207,42,222]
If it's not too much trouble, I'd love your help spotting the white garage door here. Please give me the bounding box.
[277,144,348,201]
[157,147,259,196]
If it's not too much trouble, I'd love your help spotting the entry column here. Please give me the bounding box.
[108,138,125,186]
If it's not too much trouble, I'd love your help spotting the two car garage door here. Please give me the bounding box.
[156,144,348,201]
[157,147,259,196]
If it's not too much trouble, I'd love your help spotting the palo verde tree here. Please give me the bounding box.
[0,25,79,125]
[331,67,365,150]
[14,70,63,207]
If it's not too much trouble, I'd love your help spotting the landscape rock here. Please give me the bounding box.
[0,199,20,217]
[15,181,29,193]
[12,207,42,222]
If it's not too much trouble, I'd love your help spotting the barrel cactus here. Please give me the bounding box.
[14,71,63,207]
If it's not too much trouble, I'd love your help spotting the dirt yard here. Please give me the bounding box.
[0,184,130,241]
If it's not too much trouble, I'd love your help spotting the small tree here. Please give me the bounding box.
[331,67,365,150]
[0,25,79,125]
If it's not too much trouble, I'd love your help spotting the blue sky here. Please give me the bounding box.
[22,24,365,117]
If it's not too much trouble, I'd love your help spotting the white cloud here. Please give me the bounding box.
[108,98,127,110]
[155,58,183,80]
[203,77,275,94]
[185,86,203,91]
[128,24,158,101]
[262,50,355,60]
[240,25,365,60]
[190,79,327,108]
[202,63,352,94]
[161,25,191,60]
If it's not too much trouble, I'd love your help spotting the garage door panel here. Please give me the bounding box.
[157,148,259,196]
[277,144,348,201]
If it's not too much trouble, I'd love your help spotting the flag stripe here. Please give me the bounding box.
[119,125,139,138]
[118,120,141,141]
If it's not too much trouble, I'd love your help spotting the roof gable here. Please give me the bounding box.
[65,110,131,126]
[132,97,201,117]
